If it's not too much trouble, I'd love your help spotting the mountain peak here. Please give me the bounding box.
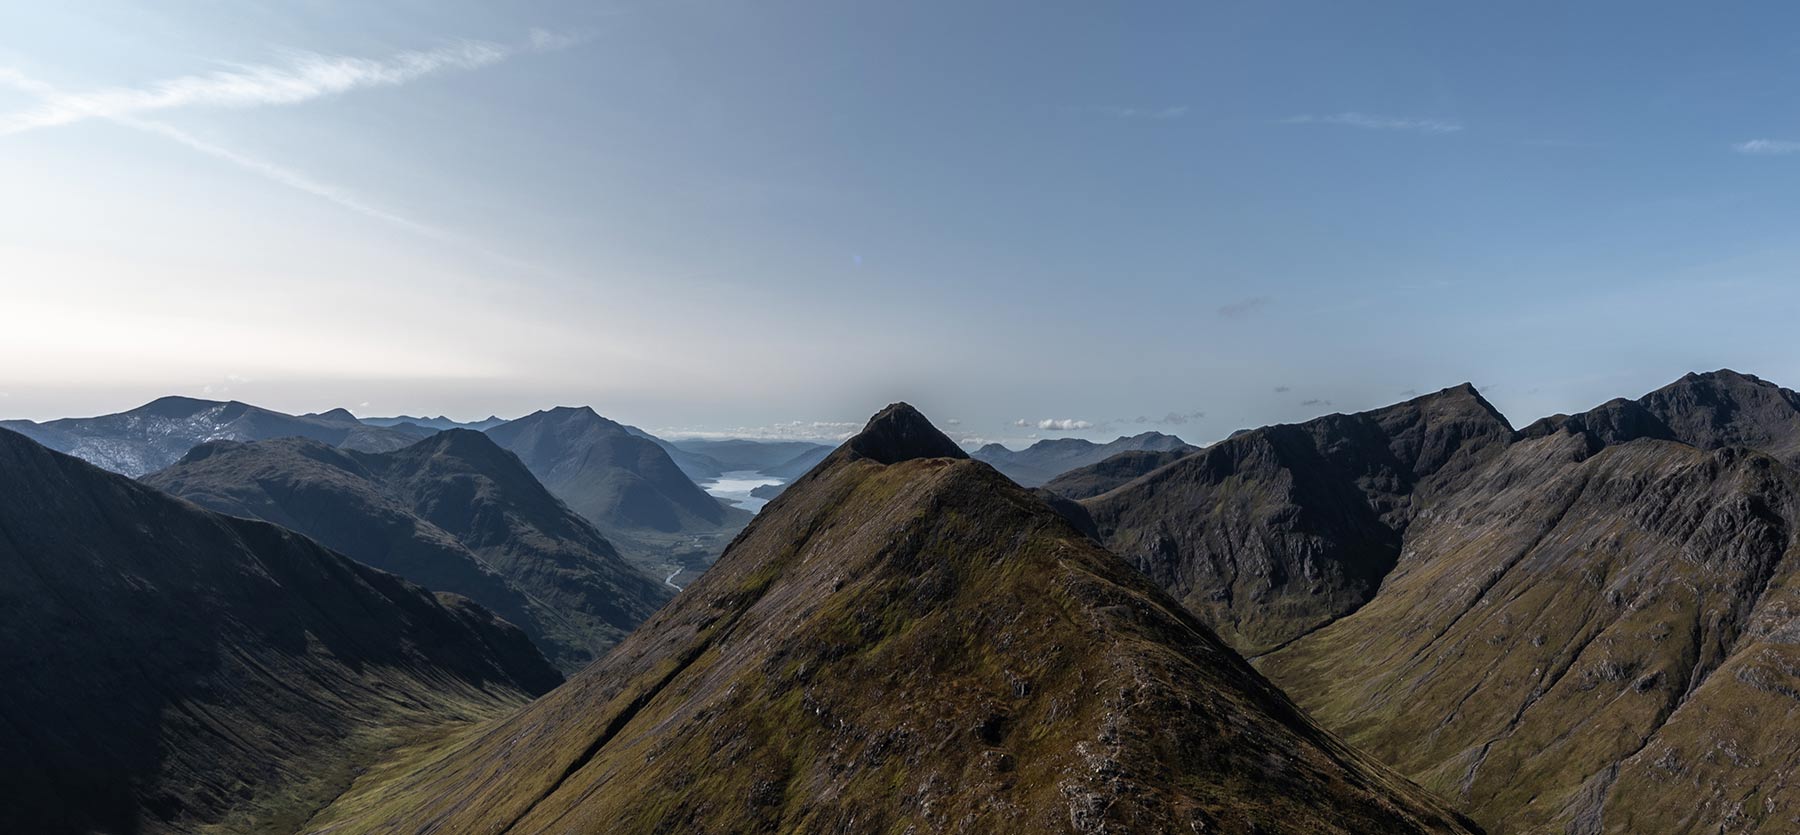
[841,402,967,465]
[133,395,224,419]
[310,407,358,422]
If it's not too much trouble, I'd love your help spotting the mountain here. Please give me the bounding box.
[972,431,1193,487]
[0,396,429,477]
[0,427,560,835]
[144,429,671,671]
[1082,385,1515,655]
[1521,368,1800,464]
[669,438,834,473]
[363,414,508,431]
[621,423,728,480]
[303,404,1477,835]
[1254,370,1800,834]
[1041,447,1198,499]
[486,407,751,571]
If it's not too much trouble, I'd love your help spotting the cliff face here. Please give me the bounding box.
[1084,384,1514,654]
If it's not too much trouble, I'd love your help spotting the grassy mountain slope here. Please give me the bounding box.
[0,428,560,835]
[305,404,1477,835]
[144,429,670,671]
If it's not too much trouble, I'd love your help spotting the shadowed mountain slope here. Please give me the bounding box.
[144,430,671,671]
[0,397,428,476]
[305,404,1477,835]
[0,428,560,835]
[1262,429,1800,834]
[973,431,1193,487]
[1082,384,1515,655]
[1042,447,1199,500]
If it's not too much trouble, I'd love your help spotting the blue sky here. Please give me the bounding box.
[5,1,1800,446]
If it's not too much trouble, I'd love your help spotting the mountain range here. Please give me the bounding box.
[0,427,560,835]
[302,404,1477,835]
[0,397,432,477]
[973,431,1193,487]
[1067,369,1800,834]
[361,414,507,431]
[143,429,671,672]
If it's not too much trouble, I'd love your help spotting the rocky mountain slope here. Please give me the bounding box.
[145,429,670,672]
[0,397,429,476]
[1082,384,1515,654]
[1258,370,1800,835]
[973,431,1193,487]
[0,428,560,835]
[303,404,1477,835]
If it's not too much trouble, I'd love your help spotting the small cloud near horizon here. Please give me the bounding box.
[1273,385,1290,393]
[1014,418,1094,431]
[1300,398,1333,408]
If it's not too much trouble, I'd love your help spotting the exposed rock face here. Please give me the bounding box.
[973,431,1193,487]
[305,404,1477,835]
[0,396,429,476]
[1263,430,1800,834]
[1229,370,1800,835]
[1083,384,1514,654]
[1041,448,1197,500]
[145,429,671,671]
[0,428,560,835]
[1524,369,1800,464]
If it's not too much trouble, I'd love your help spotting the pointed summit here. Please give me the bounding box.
[840,402,967,465]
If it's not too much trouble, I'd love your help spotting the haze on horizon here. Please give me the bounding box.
[6,1,1800,447]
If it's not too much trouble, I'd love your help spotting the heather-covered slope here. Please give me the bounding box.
[306,404,1477,835]
[973,431,1192,487]
[0,396,426,476]
[1258,371,1800,835]
[145,430,670,671]
[1083,384,1514,654]
[0,428,560,835]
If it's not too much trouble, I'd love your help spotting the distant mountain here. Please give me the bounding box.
[620,424,729,480]
[1041,447,1198,499]
[1083,385,1514,655]
[364,414,508,431]
[669,438,834,473]
[0,427,559,835]
[487,408,750,570]
[145,429,671,671]
[972,431,1193,487]
[304,404,1477,835]
[0,396,429,476]
[1253,370,1800,834]
[737,444,837,502]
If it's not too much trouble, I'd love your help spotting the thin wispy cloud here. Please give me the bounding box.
[1094,105,1189,120]
[1132,410,1204,426]
[1733,139,1800,155]
[1284,112,1463,134]
[1014,418,1093,431]
[0,31,577,136]
[1217,296,1271,319]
